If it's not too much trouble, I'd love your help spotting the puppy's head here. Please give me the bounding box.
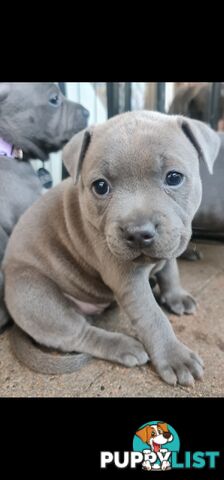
[136,423,173,452]
[0,82,89,161]
[169,84,224,129]
[169,84,209,121]
[63,111,220,261]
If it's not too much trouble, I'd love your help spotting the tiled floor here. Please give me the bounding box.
[0,241,224,397]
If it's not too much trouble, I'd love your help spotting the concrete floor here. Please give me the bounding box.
[0,241,224,397]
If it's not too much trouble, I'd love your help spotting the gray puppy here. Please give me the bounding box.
[191,133,223,234]
[0,82,88,330]
[169,83,224,126]
[180,132,223,261]
[3,111,219,386]
[169,85,224,258]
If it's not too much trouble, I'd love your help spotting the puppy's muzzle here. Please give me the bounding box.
[121,221,156,249]
[76,103,90,125]
[79,106,89,119]
[75,105,90,128]
[65,102,90,137]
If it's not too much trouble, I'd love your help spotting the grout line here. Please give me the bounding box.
[83,371,104,392]
[193,269,224,297]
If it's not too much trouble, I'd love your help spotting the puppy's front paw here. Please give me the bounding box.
[142,461,151,471]
[112,334,149,367]
[160,288,197,316]
[153,340,204,386]
[161,461,170,471]
[180,247,203,261]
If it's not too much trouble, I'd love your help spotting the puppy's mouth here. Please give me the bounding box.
[152,441,161,453]
[142,244,183,261]
[107,243,177,263]
[106,226,191,262]
[22,124,88,161]
[107,239,181,262]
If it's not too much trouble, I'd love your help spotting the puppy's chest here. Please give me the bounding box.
[63,259,166,316]
[54,250,114,306]
[64,270,114,316]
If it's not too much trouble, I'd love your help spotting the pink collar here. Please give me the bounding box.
[0,137,23,159]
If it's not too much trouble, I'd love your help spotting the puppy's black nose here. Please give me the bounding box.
[163,432,171,439]
[123,223,156,248]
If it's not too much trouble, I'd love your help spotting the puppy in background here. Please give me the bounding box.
[0,82,89,331]
[169,83,224,259]
[169,83,224,131]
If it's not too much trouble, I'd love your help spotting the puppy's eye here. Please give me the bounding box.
[151,431,155,437]
[49,93,61,107]
[92,179,110,197]
[165,171,184,187]
[158,429,163,435]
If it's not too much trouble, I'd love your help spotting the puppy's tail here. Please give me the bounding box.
[10,325,92,375]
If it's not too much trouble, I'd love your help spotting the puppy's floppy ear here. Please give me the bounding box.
[177,116,221,174]
[157,422,168,432]
[62,127,93,184]
[136,426,151,443]
[0,83,10,102]
[169,85,201,116]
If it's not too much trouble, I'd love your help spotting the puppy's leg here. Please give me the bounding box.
[156,259,197,315]
[179,244,203,261]
[113,268,203,386]
[5,268,148,372]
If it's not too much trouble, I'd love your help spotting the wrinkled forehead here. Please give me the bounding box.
[83,117,197,179]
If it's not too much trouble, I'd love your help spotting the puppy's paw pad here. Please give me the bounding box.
[160,289,197,316]
[180,248,203,261]
[122,351,149,367]
[115,336,149,367]
[153,341,204,386]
